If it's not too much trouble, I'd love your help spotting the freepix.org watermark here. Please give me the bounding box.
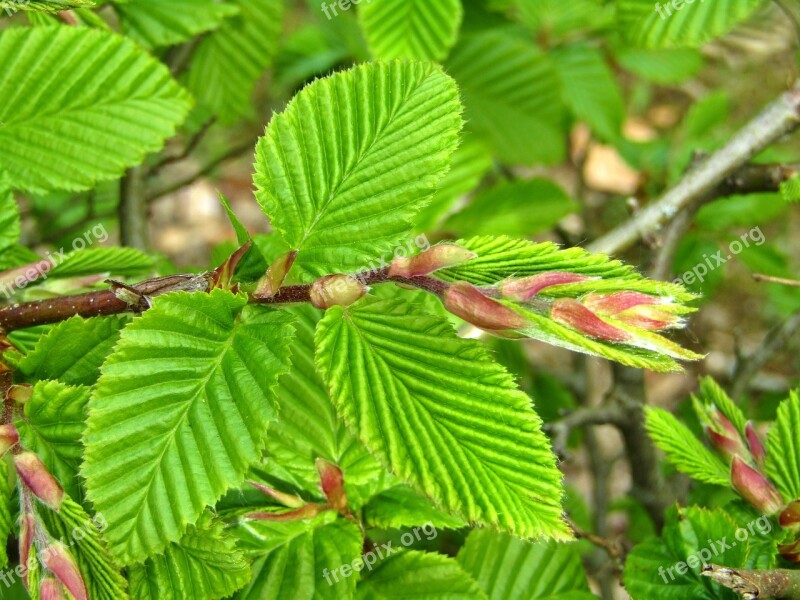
[323,523,438,585]
[673,226,765,287]
[654,0,707,20]
[658,515,772,583]
[320,0,373,20]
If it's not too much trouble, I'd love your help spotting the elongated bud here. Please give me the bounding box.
[780,500,800,532]
[550,299,630,342]
[210,241,252,292]
[745,422,767,468]
[246,503,322,522]
[310,274,366,309]
[14,452,64,510]
[19,511,36,589]
[41,542,88,600]
[704,409,747,461]
[0,424,19,456]
[500,272,592,301]
[316,458,348,513]
[9,384,33,404]
[731,455,784,515]
[40,578,66,600]
[248,481,305,508]
[388,244,476,279]
[779,537,800,563]
[583,292,681,331]
[444,283,528,331]
[0,259,53,291]
[254,251,297,298]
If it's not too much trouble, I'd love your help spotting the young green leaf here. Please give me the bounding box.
[357,551,488,599]
[617,0,764,49]
[447,31,567,165]
[47,247,155,279]
[0,173,20,256]
[83,291,296,563]
[0,0,93,11]
[128,512,250,600]
[185,0,284,122]
[693,377,748,436]
[457,529,593,600]
[0,27,192,193]
[254,61,462,279]
[15,381,90,501]
[644,407,730,486]
[315,297,570,540]
[510,0,613,37]
[362,485,466,530]
[233,513,363,600]
[117,0,239,49]
[766,391,800,501]
[358,0,463,61]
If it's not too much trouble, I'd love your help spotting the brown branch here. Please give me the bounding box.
[545,404,627,458]
[753,274,800,287]
[589,84,800,256]
[119,166,149,250]
[703,565,800,599]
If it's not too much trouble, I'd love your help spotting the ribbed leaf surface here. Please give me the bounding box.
[315,297,570,540]
[1,0,93,11]
[457,529,592,600]
[83,291,296,563]
[254,61,462,279]
[617,0,764,48]
[49,247,155,278]
[15,381,91,500]
[0,461,11,570]
[357,551,487,599]
[767,391,800,501]
[447,31,567,165]
[359,0,463,61]
[185,0,284,122]
[0,173,19,255]
[128,512,250,600]
[234,514,363,600]
[363,485,466,530]
[118,0,239,48]
[0,27,192,192]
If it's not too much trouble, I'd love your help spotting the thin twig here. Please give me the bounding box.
[148,117,218,175]
[753,273,800,287]
[119,166,149,250]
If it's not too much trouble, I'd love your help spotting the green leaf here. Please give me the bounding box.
[644,407,730,486]
[0,173,20,255]
[48,247,155,279]
[128,512,250,600]
[357,551,488,599]
[447,31,567,165]
[457,529,592,600]
[38,495,129,600]
[0,26,192,193]
[185,0,284,122]
[780,175,800,203]
[315,297,570,540]
[442,179,578,237]
[693,377,747,436]
[11,315,127,386]
[234,513,363,600]
[0,460,12,570]
[363,485,466,530]
[254,61,463,279]
[694,193,788,231]
[15,380,90,500]
[551,44,624,141]
[766,391,800,501]
[511,0,612,37]
[0,0,93,12]
[617,0,765,48]
[414,134,493,231]
[83,290,297,563]
[359,0,463,61]
[614,46,702,84]
[117,0,239,48]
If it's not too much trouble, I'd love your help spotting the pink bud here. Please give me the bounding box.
[780,500,800,532]
[550,299,631,342]
[388,244,476,279]
[0,424,19,457]
[583,291,660,314]
[14,452,64,511]
[19,512,36,589]
[248,481,305,508]
[779,537,800,563]
[246,503,322,522]
[583,292,679,331]
[704,410,747,461]
[444,283,528,331]
[500,272,593,301]
[316,458,348,513]
[41,542,88,600]
[40,578,66,600]
[310,274,366,310]
[254,250,297,298]
[745,422,767,468]
[731,455,784,515]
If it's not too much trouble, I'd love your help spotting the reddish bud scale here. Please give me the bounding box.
[780,500,800,531]
[583,291,660,314]
[19,512,36,589]
[254,250,298,298]
[501,272,592,301]
[745,422,767,468]
[444,283,528,331]
[248,480,305,509]
[40,578,67,600]
[730,455,784,515]
[310,275,366,310]
[550,299,631,342]
[0,424,19,456]
[246,503,322,522]
[388,244,476,279]
[316,458,348,513]
[41,543,88,600]
[779,537,800,563]
[210,241,252,291]
[14,452,64,511]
